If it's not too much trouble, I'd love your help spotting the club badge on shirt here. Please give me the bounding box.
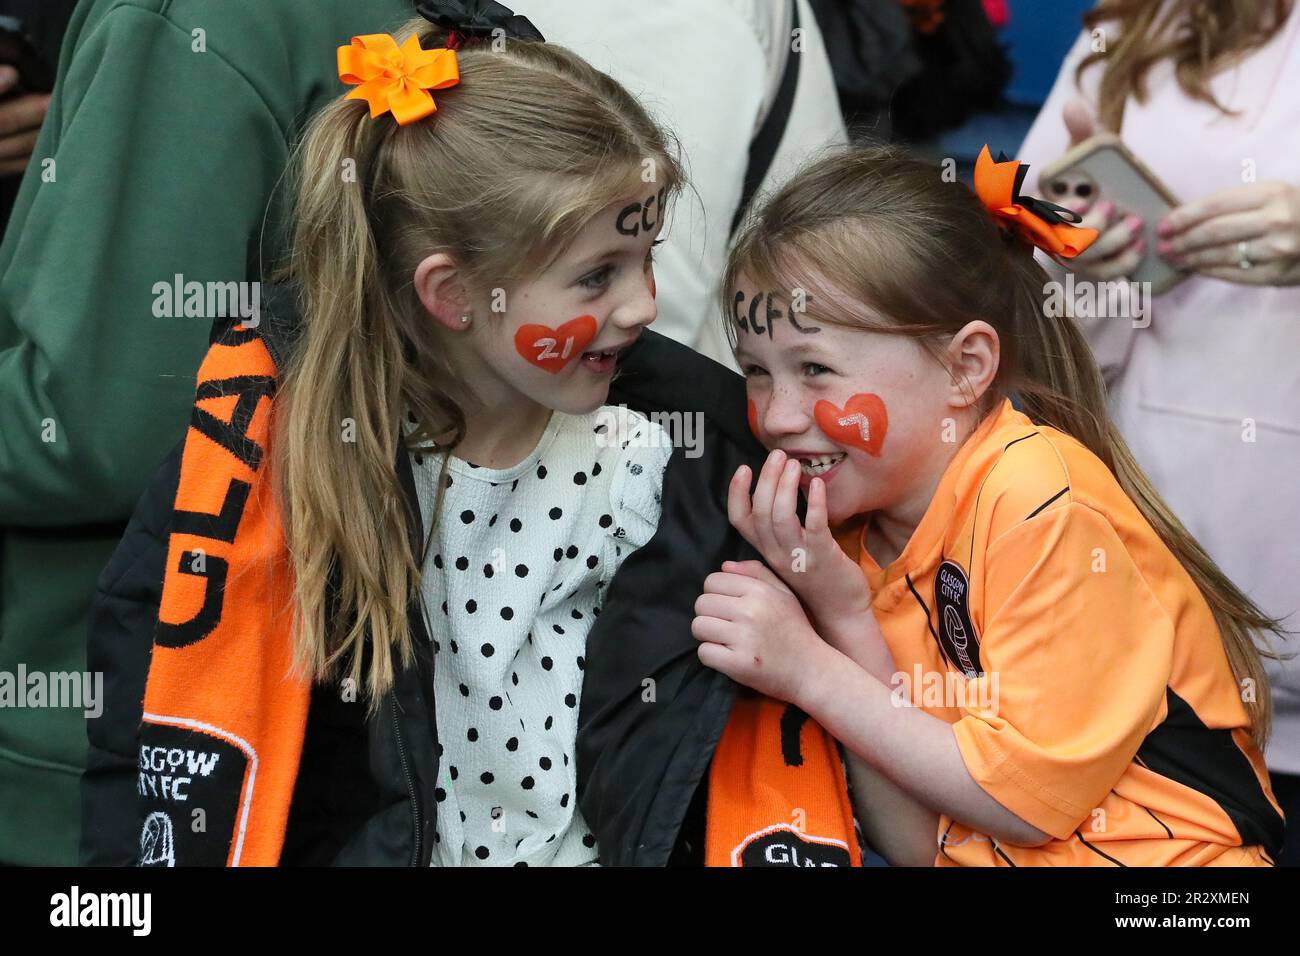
[934,560,982,678]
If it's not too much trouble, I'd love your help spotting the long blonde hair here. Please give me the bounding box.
[273,17,683,708]
[721,145,1284,745]
[1077,0,1294,131]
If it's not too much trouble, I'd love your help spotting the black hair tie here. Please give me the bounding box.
[415,0,546,46]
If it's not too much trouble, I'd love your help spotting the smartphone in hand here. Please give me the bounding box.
[1038,133,1188,294]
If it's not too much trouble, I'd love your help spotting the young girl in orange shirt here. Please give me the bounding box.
[693,145,1286,866]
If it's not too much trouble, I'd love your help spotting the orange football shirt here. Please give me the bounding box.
[832,399,1283,866]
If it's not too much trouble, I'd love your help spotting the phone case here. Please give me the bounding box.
[1038,133,1188,295]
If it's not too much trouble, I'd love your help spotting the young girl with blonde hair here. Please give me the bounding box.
[84,5,695,867]
[695,143,1287,866]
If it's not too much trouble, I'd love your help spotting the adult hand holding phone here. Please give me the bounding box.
[1042,99,1146,280]
[1157,180,1300,287]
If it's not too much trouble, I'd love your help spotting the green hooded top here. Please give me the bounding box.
[0,0,413,865]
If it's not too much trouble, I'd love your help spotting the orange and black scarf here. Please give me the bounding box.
[136,323,860,867]
[137,323,307,866]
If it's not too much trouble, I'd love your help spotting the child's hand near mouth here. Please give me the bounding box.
[723,449,896,679]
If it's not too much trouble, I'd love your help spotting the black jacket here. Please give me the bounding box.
[80,286,768,866]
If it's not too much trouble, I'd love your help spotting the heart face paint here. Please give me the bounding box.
[747,398,760,441]
[814,393,889,457]
[515,315,598,374]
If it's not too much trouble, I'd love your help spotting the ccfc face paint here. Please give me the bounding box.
[814,393,888,457]
[514,315,598,374]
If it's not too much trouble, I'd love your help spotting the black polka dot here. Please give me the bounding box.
[489,696,503,711]
[506,737,519,751]
[539,756,552,770]
[483,563,494,578]
[592,462,602,477]
[521,776,535,790]
[574,471,587,485]
[560,793,570,808]
[460,509,475,524]
[553,548,563,561]
[475,846,489,860]
[433,553,444,568]
[488,513,498,527]
[537,465,547,479]
[552,624,565,635]
[450,639,458,653]
[459,683,469,697]
[441,601,448,616]
[510,518,522,532]
[465,599,477,613]
[511,672,519,686]
[565,545,578,559]
[544,716,553,730]
[444,474,453,489]
[501,606,514,621]
[481,643,494,657]
[450,766,459,780]
[467,727,478,742]
[549,507,562,520]
[599,514,613,528]
[480,771,494,785]
[586,555,598,569]
[576,655,585,671]
[541,657,553,670]
[515,564,529,578]
[583,833,596,848]
[570,609,583,620]
[564,693,577,708]
[455,556,468,571]
[435,787,447,802]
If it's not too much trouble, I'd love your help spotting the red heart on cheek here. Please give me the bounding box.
[814,393,889,457]
[514,315,598,374]
[747,398,760,441]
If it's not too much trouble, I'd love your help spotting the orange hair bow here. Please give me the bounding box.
[974,145,1099,259]
[337,33,460,126]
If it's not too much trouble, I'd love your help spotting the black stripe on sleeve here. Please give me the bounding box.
[1025,486,1070,521]
[1074,830,1126,866]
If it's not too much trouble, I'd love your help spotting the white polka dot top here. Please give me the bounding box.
[409,404,672,867]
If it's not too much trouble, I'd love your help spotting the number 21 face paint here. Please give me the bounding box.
[514,315,598,374]
[814,393,888,457]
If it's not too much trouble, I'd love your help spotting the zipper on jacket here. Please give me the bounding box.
[389,694,423,866]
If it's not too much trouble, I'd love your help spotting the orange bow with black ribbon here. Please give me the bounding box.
[974,145,1099,259]
[337,33,460,126]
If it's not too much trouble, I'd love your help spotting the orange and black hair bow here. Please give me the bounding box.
[974,145,1099,259]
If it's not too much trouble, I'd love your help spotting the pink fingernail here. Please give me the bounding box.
[1134,237,1146,254]
[1157,240,1173,255]
[1126,215,1143,234]
[1157,220,1173,237]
